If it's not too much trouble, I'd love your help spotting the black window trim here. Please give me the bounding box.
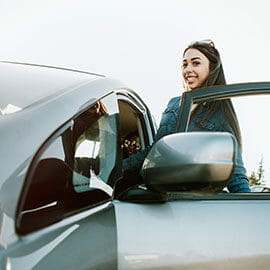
[116,89,156,140]
[117,95,152,149]
[175,82,270,132]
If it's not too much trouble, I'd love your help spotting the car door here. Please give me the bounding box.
[116,89,156,157]
[0,93,121,270]
[115,82,270,270]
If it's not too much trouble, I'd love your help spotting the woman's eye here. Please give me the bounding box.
[193,61,200,66]
[182,63,187,68]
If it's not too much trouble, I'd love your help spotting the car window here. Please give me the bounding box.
[118,99,152,158]
[175,84,270,196]
[187,94,270,194]
[72,100,117,194]
[232,95,270,191]
[16,94,120,234]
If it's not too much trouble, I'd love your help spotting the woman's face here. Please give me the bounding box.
[182,48,210,90]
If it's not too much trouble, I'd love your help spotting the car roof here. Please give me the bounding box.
[0,62,127,205]
[0,61,105,114]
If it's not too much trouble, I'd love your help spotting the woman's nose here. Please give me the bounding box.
[185,64,192,73]
[187,65,192,71]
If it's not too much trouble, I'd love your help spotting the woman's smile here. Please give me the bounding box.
[186,75,197,82]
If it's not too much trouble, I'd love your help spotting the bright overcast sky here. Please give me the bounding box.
[1,0,270,183]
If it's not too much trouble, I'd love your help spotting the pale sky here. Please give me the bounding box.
[1,0,270,184]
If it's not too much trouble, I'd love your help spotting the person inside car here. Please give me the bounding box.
[122,39,251,193]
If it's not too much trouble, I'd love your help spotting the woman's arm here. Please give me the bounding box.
[227,143,251,193]
[211,111,251,193]
[122,96,180,173]
[189,107,251,193]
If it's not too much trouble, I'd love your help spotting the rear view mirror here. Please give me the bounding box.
[142,132,236,193]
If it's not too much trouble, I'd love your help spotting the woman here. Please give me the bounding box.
[123,40,251,193]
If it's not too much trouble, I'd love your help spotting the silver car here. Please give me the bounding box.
[0,61,270,270]
[251,185,270,192]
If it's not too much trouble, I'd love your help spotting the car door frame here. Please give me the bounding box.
[174,81,270,199]
[2,92,122,270]
[116,88,156,146]
[175,82,270,132]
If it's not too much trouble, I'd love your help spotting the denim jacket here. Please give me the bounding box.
[123,96,251,193]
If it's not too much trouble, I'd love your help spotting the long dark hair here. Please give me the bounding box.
[184,41,242,150]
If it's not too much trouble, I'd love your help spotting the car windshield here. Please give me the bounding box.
[0,62,99,115]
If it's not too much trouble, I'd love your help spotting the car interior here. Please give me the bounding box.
[118,100,146,159]
[114,99,165,201]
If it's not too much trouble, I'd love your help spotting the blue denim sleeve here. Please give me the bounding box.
[227,142,251,193]
[212,114,251,193]
[122,97,180,173]
[122,146,151,173]
[194,110,251,193]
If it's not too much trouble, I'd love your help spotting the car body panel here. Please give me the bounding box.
[115,199,270,270]
[0,61,103,111]
[0,202,117,270]
[251,185,270,192]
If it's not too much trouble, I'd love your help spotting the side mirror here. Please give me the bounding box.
[142,132,236,194]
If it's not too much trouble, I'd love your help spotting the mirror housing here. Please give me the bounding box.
[142,132,236,194]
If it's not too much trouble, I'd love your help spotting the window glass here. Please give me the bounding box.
[18,94,119,233]
[118,100,147,159]
[72,99,118,194]
[184,94,270,194]
[232,95,270,191]
[189,94,270,193]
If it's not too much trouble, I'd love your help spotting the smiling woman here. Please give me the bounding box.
[123,40,251,193]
